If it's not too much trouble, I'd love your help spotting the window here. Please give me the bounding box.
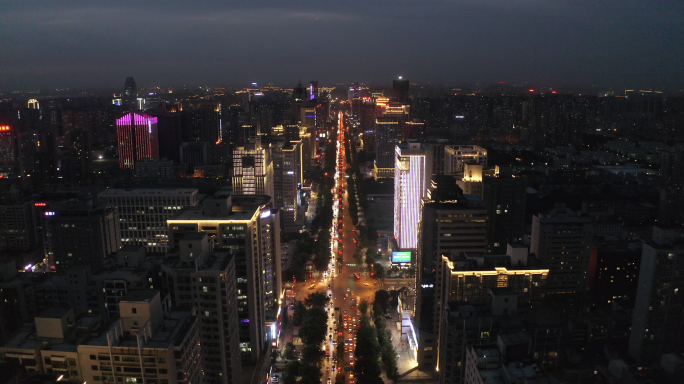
[90,355,97,360]
[159,369,168,374]
[132,308,137,314]
[92,366,99,371]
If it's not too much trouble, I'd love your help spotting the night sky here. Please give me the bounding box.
[1,0,683,91]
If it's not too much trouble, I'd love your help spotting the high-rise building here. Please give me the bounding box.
[0,124,17,176]
[445,145,488,178]
[456,163,484,199]
[116,112,159,169]
[161,233,242,384]
[309,81,319,100]
[482,166,527,254]
[375,102,410,176]
[629,227,684,364]
[282,140,302,226]
[77,290,203,384]
[98,188,200,253]
[392,78,410,103]
[135,158,175,178]
[167,194,281,362]
[47,201,121,273]
[180,141,209,166]
[0,194,39,252]
[123,77,137,108]
[415,175,487,369]
[530,204,593,297]
[232,137,274,197]
[394,142,433,249]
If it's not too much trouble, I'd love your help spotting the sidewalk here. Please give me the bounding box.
[385,308,418,375]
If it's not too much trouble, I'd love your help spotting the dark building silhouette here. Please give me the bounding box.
[123,77,137,108]
[393,78,410,103]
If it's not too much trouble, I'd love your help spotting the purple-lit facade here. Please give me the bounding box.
[116,112,159,169]
[394,143,431,249]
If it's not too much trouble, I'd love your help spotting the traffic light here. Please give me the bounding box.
[371,272,374,277]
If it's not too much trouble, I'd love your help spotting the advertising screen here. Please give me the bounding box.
[392,251,412,263]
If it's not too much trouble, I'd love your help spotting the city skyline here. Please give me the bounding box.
[2,1,683,91]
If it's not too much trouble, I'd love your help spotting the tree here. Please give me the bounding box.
[284,342,296,360]
[301,344,325,363]
[372,263,385,280]
[305,292,330,308]
[375,289,390,314]
[283,361,300,384]
[298,361,323,384]
[292,300,307,327]
[335,372,345,384]
[354,316,383,384]
[358,299,369,316]
[299,306,328,346]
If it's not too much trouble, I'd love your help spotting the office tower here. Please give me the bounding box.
[48,201,121,273]
[161,233,242,384]
[0,194,39,252]
[269,137,287,209]
[415,175,487,369]
[135,158,174,178]
[456,163,484,199]
[116,112,159,169]
[661,144,684,186]
[299,128,315,168]
[282,140,303,226]
[482,166,527,254]
[180,141,209,166]
[78,291,204,384]
[589,242,641,312]
[232,137,274,197]
[123,77,137,108]
[445,145,488,178]
[292,81,306,102]
[167,194,281,362]
[155,112,182,163]
[0,124,17,176]
[629,227,684,364]
[394,142,433,249]
[348,85,370,100]
[284,125,300,142]
[530,204,593,297]
[375,102,410,176]
[309,80,319,100]
[300,108,316,128]
[98,188,200,253]
[180,106,221,144]
[393,78,410,103]
[0,260,37,344]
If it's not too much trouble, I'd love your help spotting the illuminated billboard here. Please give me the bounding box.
[392,251,412,263]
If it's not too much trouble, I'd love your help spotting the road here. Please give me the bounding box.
[282,111,379,384]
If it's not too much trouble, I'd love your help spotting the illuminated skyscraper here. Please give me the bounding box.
[444,145,488,177]
[394,142,433,249]
[232,137,274,197]
[116,112,159,169]
[309,80,319,100]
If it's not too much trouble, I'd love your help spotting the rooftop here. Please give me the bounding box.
[99,188,198,195]
[121,289,159,302]
[83,310,194,350]
[169,207,256,221]
[37,308,72,319]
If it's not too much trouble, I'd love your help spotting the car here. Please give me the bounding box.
[363,283,369,286]
[327,379,331,384]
